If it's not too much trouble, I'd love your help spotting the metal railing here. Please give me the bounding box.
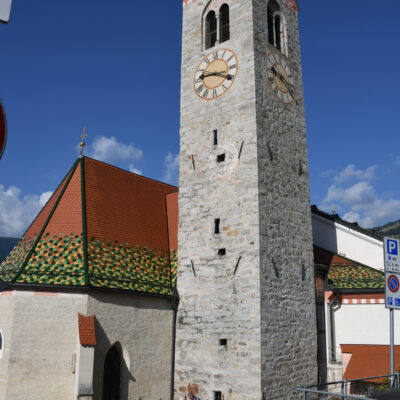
[294,373,400,399]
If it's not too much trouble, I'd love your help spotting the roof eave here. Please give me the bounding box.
[1,282,175,300]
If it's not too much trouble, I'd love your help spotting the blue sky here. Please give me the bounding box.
[0,0,399,237]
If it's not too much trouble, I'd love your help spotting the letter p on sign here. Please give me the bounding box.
[388,239,399,256]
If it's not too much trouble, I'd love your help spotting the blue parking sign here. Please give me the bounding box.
[396,299,400,307]
[388,297,393,306]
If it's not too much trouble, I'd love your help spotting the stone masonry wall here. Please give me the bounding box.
[176,0,317,399]
[175,1,263,399]
[253,1,318,398]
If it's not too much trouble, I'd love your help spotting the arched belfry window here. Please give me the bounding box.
[205,11,217,49]
[267,0,288,56]
[102,345,121,400]
[204,2,230,50]
[219,4,230,43]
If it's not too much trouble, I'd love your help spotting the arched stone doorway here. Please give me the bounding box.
[102,345,121,400]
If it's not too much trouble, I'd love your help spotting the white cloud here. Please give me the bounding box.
[86,136,143,165]
[0,185,53,237]
[356,199,400,228]
[128,164,142,175]
[324,182,376,207]
[342,211,361,223]
[39,191,53,207]
[322,166,400,228]
[334,164,377,184]
[162,152,179,185]
[320,170,333,178]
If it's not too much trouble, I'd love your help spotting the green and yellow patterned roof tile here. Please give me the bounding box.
[328,264,385,290]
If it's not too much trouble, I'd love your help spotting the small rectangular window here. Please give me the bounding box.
[214,219,220,234]
[213,130,218,146]
[216,153,226,163]
[214,391,222,400]
[218,248,226,256]
[219,339,227,346]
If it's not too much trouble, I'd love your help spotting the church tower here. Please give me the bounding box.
[175,0,317,399]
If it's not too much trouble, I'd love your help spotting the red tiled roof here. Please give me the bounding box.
[341,345,400,382]
[0,157,179,295]
[78,313,96,346]
[84,158,176,253]
[25,165,76,238]
[45,162,83,236]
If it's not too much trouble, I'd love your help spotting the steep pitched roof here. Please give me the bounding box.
[314,246,384,290]
[0,157,178,296]
[341,345,400,382]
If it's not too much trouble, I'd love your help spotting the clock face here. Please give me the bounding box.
[266,52,295,105]
[194,49,238,100]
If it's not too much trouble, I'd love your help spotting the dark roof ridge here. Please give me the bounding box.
[82,156,178,190]
[311,205,383,241]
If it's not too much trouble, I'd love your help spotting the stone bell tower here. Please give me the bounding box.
[175,0,317,399]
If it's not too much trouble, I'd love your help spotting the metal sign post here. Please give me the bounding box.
[384,237,400,385]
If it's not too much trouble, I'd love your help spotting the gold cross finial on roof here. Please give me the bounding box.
[332,206,336,215]
[80,126,87,156]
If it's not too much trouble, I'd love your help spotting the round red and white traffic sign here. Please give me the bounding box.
[388,275,400,293]
[0,100,7,160]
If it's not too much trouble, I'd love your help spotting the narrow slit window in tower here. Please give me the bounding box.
[205,11,217,49]
[217,153,226,163]
[220,4,230,43]
[219,338,227,346]
[213,130,218,146]
[214,218,220,234]
[218,248,226,256]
